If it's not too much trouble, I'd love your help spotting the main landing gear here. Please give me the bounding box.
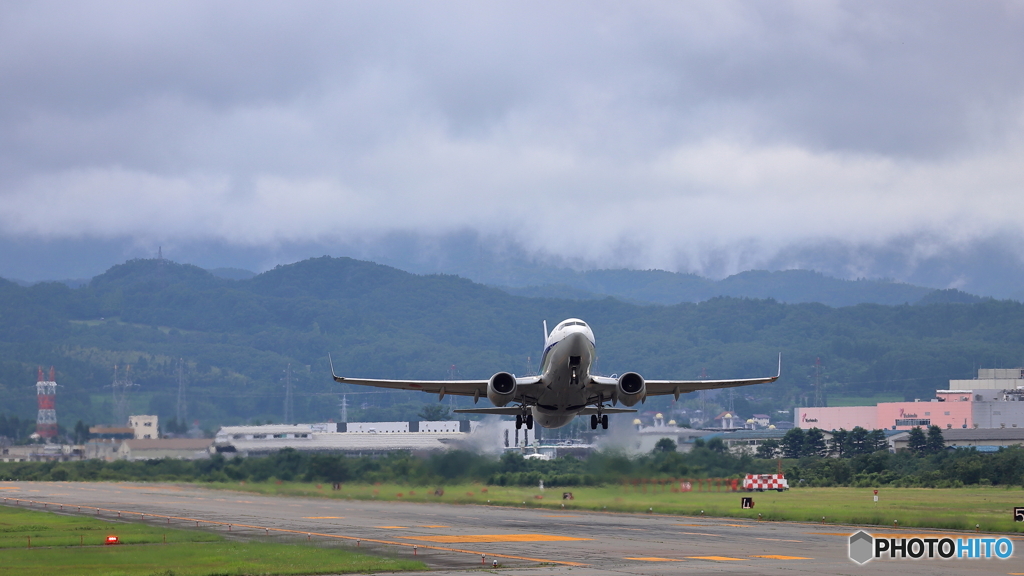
[590,413,608,430]
[515,412,534,430]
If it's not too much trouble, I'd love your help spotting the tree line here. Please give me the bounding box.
[3,429,1023,489]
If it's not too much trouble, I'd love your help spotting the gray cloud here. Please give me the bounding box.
[2,1,1023,277]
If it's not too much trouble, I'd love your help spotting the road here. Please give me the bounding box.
[1,481,1018,575]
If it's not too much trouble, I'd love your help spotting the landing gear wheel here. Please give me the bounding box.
[515,414,523,429]
[571,367,578,386]
[601,414,609,429]
[526,414,534,430]
[590,414,598,430]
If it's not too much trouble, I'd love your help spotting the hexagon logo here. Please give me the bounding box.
[849,530,873,564]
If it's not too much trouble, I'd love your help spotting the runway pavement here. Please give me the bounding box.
[1,481,1019,575]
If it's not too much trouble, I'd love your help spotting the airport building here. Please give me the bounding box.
[214,420,483,457]
[796,369,1024,431]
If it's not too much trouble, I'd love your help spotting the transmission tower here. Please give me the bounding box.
[109,365,138,426]
[525,356,536,377]
[283,364,294,424]
[175,358,187,427]
[35,366,58,440]
[339,394,349,423]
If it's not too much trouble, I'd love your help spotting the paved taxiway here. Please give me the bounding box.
[1,481,1019,575]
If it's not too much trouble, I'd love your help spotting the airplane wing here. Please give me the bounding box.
[590,355,781,401]
[330,355,542,401]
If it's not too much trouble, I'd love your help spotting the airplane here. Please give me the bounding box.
[330,318,780,430]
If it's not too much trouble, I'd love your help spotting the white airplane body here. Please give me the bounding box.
[331,318,779,430]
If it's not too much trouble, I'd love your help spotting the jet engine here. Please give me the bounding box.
[487,372,517,407]
[616,372,646,407]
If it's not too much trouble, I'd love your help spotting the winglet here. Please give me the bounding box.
[776,353,782,378]
[543,320,548,345]
[328,353,340,382]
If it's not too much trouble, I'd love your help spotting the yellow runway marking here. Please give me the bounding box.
[235,500,252,504]
[0,487,20,490]
[722,523,752,527]
[401,534,592,543]
[304,516,345,519]
[687,556,744,561]
[7,497,587,567]
[375,526,409,529]
[626,557,682,562]
[752,555,812,560]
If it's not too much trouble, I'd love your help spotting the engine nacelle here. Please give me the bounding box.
[487,372,517,407]
[616,372,646,407]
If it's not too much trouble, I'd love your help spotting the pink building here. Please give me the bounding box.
[798,405,877,430]
[797,391,975,431]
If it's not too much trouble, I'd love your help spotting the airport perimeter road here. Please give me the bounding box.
[1,482,1018,576]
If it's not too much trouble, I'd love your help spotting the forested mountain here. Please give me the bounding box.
[495,268,961,306]
[0,256,1020,433]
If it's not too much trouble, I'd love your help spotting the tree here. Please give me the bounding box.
[653,438,677,453]
[73,420,90,444]
[830,429,849,457]
[906,426,927,455]
[781,428,805,459]
[418,404,451,421]
[848,427,870,456]
[804,428,828,457]
[926,425,945,454]
[869,429,888,453]
[706,437,728,454]
[755,439,780,459]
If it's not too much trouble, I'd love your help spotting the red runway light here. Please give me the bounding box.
[105,535,120,545]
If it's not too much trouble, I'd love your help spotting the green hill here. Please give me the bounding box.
[0,257,1020,433]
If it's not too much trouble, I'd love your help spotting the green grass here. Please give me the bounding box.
[209,480,1024,533]
[0,505,220,549]
[0,505,426,575]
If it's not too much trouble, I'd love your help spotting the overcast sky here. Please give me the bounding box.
[2,1,1023,279]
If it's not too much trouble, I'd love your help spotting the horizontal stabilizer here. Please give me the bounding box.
[578,407,637,415]
[453,407,523,415]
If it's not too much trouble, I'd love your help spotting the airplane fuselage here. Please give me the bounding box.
[531,319,597,428]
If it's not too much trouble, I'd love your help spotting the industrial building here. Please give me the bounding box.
[796,369,1024,431]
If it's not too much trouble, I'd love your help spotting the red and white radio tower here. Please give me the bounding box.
[36,366,58,439]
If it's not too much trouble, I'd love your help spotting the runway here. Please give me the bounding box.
[1,481,1017,575]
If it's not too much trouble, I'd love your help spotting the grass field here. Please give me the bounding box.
[0,505,426,576]
[210,481,1024,533]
